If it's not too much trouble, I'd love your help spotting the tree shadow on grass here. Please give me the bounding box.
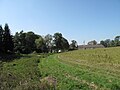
[0,53,31,62]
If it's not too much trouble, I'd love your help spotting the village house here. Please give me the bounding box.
[78,44,105,49]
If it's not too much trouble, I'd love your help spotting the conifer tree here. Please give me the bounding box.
[0,25,3,53]
[3,23,14,53]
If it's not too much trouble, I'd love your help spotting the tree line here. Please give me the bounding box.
[0,23,78,54]
[85,37,120,48]
[100,36,120,47]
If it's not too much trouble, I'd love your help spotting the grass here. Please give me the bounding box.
[39,55,92,90]
[39,47,120,90]
[1,47,120,90]
[0,54,42,90]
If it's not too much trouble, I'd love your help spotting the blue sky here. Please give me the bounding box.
[0,0,120,44]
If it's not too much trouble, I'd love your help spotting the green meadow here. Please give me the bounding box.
[1,47,120,90]
[39,47,120,90]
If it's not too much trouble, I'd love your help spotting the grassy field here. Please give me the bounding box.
[1,47,120,90]
[39,47,120,90]
[0,54,42,90]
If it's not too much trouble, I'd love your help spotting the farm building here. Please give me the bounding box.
[78,44,105,49]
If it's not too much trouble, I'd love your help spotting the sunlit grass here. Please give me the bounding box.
[39,47,120,90]
[1,47,120,89]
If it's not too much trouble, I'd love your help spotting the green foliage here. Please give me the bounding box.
[3,23,14,53]
[0,24,14,53]
[69,40,78,50]
[114,36,120,46]
[14,31,39,54]
[44,34,53,53]
[61,37,69,51]
[100,39,111,47]
[53,32,63,51]
[13,31,70,54]
[35,36,48,53]
[0,25,3,53]
[100,36,120,47]
[53,32,69,52]
[44,34,53,47]
[88,40,97,45]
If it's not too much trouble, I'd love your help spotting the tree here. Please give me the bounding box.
[61,37,69,51]
[53,33,69,52]
[14,31,39,54]
[93,40,97,45]
[100,39,111,47]
[104,39,111,47]
[53,33,63,52]
[110,40,115,47]
[44,34,53,52]
[25,31,39,52]
[3,24,14,53]
[0,25,3,53]
[14,30,26,53]
[100,40,106,47]
[88,40,97,45]
[114,36,120,46]
[69,40,78,50]
[35,36,47,53]
[13,32,21,53]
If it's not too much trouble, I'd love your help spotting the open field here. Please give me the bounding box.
[1,47,120,90]
[39,47,120,90]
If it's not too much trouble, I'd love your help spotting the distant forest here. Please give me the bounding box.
[0,23,120,55]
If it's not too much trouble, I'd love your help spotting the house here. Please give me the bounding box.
[78,44,105,49]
